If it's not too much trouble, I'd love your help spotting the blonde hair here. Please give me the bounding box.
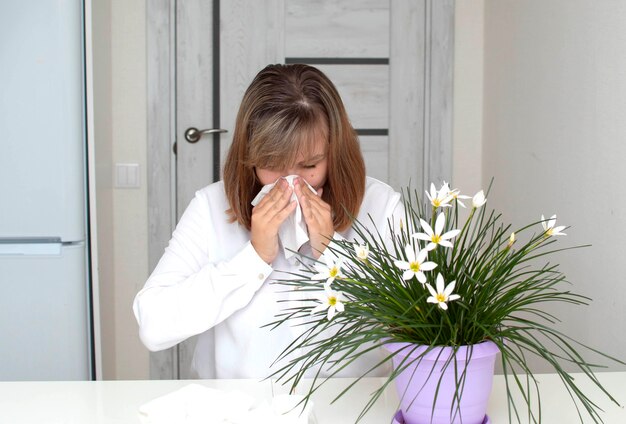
[223,64,366,231]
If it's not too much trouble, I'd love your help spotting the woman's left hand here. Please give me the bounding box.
[294,178,334,259]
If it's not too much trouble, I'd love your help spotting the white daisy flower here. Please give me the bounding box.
[354,243,370,261]
[312,255,344,287]
[449,187,472,208]
[426,273,461,311]
[541,214,567,237]
[426,182,454,209]
[394,245,437,284]
[311,286,345,321]
[412,213,461,251]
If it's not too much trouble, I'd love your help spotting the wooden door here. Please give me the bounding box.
[147,0,454,379]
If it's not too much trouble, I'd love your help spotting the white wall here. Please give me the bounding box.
[110,0,149,380]
[93,0,149,380]
[453,0,484,195]
[482,0,626,371]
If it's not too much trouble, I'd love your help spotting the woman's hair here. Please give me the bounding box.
[223,63,366,231]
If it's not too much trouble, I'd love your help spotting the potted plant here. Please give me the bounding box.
[266,181,623,424]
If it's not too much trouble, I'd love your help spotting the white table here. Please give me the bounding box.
[0,373,624,423]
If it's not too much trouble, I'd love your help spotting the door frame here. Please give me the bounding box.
[146,0,178,379]
[146,0,455,379]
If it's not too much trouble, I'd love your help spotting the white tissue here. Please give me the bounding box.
[137,384,313,424]
[138,384,255,424]
[251,175,317,259]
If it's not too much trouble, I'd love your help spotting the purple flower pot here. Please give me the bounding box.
[383,341,499,424]
[392,410,491,424]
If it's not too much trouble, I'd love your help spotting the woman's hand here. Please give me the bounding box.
[294,178,334,259]
[250,179,297,264]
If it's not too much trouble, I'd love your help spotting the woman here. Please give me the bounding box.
[133,64,402,379]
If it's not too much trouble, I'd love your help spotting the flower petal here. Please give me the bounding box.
[420,261,437,271]
[548,215,557,228]
[413,233,432,242]
[402,270,415,281]
[404,244,416,261]
[438,240,454,248]
[444,280,457,296]
[426,284,438,297]
[417,272,426,284]
[435,213,446,235]
[441,229,461,240]
[311,304,327,315]
[327,306,336,321]
[472,190,486,208]
[436,273,445,292]
[335,302,345,313]
[438,302,448,311]
[416,248,428,263]
[394,260,409,270]
[419,219,434,236]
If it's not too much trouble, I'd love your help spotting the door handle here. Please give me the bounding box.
[184,127,228,143]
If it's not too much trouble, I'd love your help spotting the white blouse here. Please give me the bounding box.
[133,177,402,379]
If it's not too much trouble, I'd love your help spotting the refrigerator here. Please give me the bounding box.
[0,0,93,380]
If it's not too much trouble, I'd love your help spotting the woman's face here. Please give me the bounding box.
[255,134,329,191]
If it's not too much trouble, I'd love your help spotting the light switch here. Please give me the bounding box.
[115,163,140,188]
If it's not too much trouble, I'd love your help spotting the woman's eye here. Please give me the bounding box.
[303,164,316,169]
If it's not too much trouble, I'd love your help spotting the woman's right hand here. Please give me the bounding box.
[250,179,297,264]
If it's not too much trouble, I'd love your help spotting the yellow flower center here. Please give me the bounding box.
[328,296,337,306]
[432,234,441,244]
[436,293,446,303]
[410,262,420,273]
[329,267,339,278]
[433,199,442,207]
[545,228,553,237]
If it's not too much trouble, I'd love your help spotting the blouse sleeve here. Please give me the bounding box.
[359,179,405,248]
[132,191,273,352]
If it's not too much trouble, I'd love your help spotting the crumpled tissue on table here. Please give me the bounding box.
[251,175,317,259]
[138,383,313,424]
